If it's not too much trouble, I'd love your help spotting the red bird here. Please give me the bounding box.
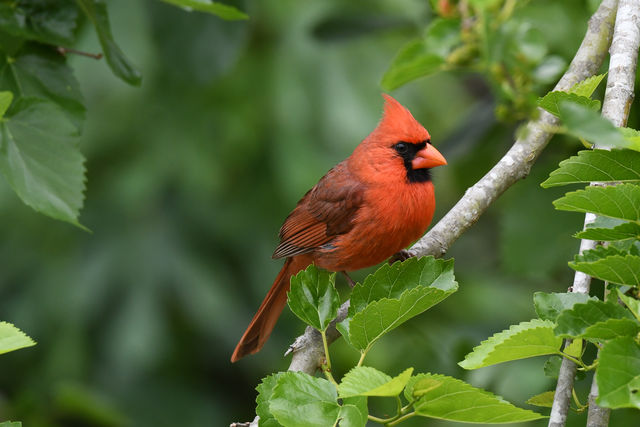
[231,95,446,362]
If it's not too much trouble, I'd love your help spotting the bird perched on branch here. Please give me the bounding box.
[231,94,447,362]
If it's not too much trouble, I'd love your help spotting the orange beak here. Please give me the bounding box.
[411,143,447,169]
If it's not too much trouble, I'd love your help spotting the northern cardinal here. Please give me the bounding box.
[231,94,446,362]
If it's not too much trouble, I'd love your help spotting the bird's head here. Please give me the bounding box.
[352,94,447,183]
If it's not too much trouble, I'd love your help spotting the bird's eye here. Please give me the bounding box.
[394,142,409,154]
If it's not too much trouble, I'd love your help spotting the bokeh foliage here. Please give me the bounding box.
[0,0,639,426]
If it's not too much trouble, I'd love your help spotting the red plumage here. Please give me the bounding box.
[231,94,446,362]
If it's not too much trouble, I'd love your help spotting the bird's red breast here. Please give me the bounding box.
[231,94,447,362]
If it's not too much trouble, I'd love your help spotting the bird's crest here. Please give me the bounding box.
[369,94,430,144]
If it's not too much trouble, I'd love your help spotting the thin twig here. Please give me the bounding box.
[56,46,103,60]
[287,0,619,376]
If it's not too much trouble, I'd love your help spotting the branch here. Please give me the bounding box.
[287,0,619,376]
[549,1,640,426]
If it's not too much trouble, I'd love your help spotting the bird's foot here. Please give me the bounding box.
[342,271,357,288]
[388,249,413,265]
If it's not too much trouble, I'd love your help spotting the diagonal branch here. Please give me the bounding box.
[549,1,640,426]
[287,0,619,375]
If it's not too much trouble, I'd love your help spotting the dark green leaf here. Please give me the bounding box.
[270,372,339,427]
[287,265,339,332]
[534,292,595,321]
[459,319,562,369]
[0,97,86,227]
[576,221,640,241]
[405,374,545,422]
[338,367,413,398]
[0,46,85,129]
[618,289,640,322]
[557,101,632,149]
[570,247,640,286]
[349,256,457,315]
[256,373,285,427]
[569,73,606,97]
[555,299,638,339]
[541,149,640,187]
[158,0,248,20]
[0,0,79,46]
[380,41,444,91]
[596,337,640,409]
[345,285,456,351]
[526,391,555,408]
[554,184,640,222]
[538,92,600,117]
[0,91,11,117]
[0,321,36,355]
[76,0,142,86]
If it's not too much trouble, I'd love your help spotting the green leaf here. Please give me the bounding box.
[0,98,86,228]
[256,373,285,427]
[576,221,640,241]
[381,41,444,91]
[270,372,339,427]
[338,367,413,398]
[526,391,555,408]
[541,149,640,188]
[0,47,86,129]
[158,0,248,20]
[287,265,339,332]
[569,73,606,97]
[555,299,638,339]
[0,91,12,118]
[340,397,367,427]
[349,256,457,314]
[597,337,640,409]
[569,247,640,286]
[0,1,79,46]
[405,374,545,422]
[557,101,631,149]
[0,321,36,355]
[75,0,142,86]
[346,285,457,352]
[459,319,562,369]
[538,92,600,117]
[618,289,640,322]
[534,292,595,321]
[553,184,640,222]
[0,422,22,427]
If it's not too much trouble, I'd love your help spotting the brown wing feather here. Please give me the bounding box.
[272,161,365,259]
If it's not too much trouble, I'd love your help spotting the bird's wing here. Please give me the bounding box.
[272,162,365,259]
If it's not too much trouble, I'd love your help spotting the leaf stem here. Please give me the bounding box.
[320,330,338,386]
[387,411,416,426]
[558,351,588,369]
[357,350,367,367]
[572,387,587,411]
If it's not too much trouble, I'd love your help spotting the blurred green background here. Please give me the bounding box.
[0,0,638,426]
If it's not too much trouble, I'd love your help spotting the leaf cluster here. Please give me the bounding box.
[256,259,546,425]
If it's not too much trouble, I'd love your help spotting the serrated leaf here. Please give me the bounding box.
[349,256,457,315]
[538,92,600,117]
[576,221,640,241]
[526,391,555,408]
[618,289,640,322]
[557,101,632,149]
[459,319,562,369]
[0,98,86,228]
[569,74,606,97]
[158,0,248,20]
[596,337,640,409]
[0,1,79,46]
[541,149,640,188]
[410,377,443,397]
[555,299,638,339]
[256,373,285,427]
[569,248,640,287]
[338,367,413,398]
[76,0,142,86]
[346,285,456,352]
[554,184,640,223]
[287,265,339,332]
[0,47,86,129]
[404,374,544,422]
[534,292,595,321]
[0,322,36,355]
[270,372,339,427]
